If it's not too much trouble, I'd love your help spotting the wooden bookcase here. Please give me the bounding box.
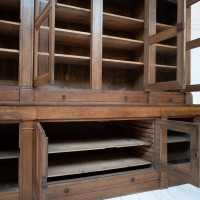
[0,0,200,200]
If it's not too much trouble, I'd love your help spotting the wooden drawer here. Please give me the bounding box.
[47,168,159,200]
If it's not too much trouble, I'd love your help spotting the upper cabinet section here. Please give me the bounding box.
[0,0,20,87]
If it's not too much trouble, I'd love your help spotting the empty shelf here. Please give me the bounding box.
[55,54,90,65]
[0,20,20,36]
[55,28,90,46]
[0,182,18,191]
[103,59,143,69]
[0,150,19,159]
[48,137,150,154]
[103,12,144,32]
[168,135,190,143]
[157,23,173,32]
[56,4,90,24]
[48,152,151,177]
[156,44,177,55]
[0,48,19,59]
[103,35,143,50]
[156,64,177,69]
[38,52,90,65]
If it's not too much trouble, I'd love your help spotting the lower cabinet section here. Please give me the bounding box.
[0,117,199,199]
[0,123,19,193]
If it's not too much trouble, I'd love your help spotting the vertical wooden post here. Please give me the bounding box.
[144,0,156,88]
[90,0,103,90]
[20,0,34,102]
[177,0,186,88]
[19,121,34,200]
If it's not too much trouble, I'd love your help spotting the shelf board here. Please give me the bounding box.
[0,182,18,191]
[56,4,90,24]
[0,48,19,59]
[0,150,19,160]
[48,137,150,154]
[55,28,90,46]
[156,44,177,55]
[168,135,190,143]
[103,35,143,51]
[103,12,144,32]
[103,58,143,69]
[0,20,20,36]
[55,53,90,65]
[48,152,150,177]
[156,64,177,69]
[157,23,173,32]
[38,52,90,65]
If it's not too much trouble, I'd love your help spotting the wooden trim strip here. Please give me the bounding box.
[185,84,200,92]
[149,23,184,46]
[147,81,181,91]
[187,0,200,7]
[186,38,200,50]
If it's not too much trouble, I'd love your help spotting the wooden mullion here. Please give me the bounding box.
[185,6,191,86]
[90,0,103,90]
[177,0,186,89]
[187,0,200,7]
[144,0,156,87]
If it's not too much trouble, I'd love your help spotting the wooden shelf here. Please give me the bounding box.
[48,137,150,154]
[157,23,173,32]
[55,28,90,46]
[0,20,20,36]
[38,52,90,65]
[103,35,143,51]
[168,135,190,143]
[48,152,151,177]
[0,48,19,59]
[103,12,144,32]
[0,150,19,160]
[0,182,18,191]
[156,44,177,56]
[56,4,90,24]
[55,54,90,65]
[103,59,143,69]
[156,64,177,69]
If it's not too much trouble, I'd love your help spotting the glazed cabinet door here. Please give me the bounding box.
[185,0,200,92]
[34,0,55,86]
[155,119,200,187]
[35,122,48,200]
[145,0,185,91]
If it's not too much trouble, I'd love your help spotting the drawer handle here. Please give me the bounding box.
[131,177,135,182]
[64,188,69,194]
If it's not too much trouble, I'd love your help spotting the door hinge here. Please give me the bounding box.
[177,22,185,32]
[41,176,47,190]
[191,149,200,159]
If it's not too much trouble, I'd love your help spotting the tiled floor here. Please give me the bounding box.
[105,184,200,200]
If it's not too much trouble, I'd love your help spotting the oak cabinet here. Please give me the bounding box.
[0,0,200,200]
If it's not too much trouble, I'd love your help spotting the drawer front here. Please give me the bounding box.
[48,169,159,199]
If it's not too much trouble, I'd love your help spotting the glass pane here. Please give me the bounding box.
[190,47,200,85]
[191,1,200,41]
[37,17,49,77]
[37,0,50,17]
[167,130,191,173]
[155,37,177,83]
[192,92,200,104]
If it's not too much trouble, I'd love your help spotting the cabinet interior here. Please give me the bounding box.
[40,120,154,183]
[0,0,20,86]
[0,123,19,191]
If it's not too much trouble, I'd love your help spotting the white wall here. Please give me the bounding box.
[191,2,200,104]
